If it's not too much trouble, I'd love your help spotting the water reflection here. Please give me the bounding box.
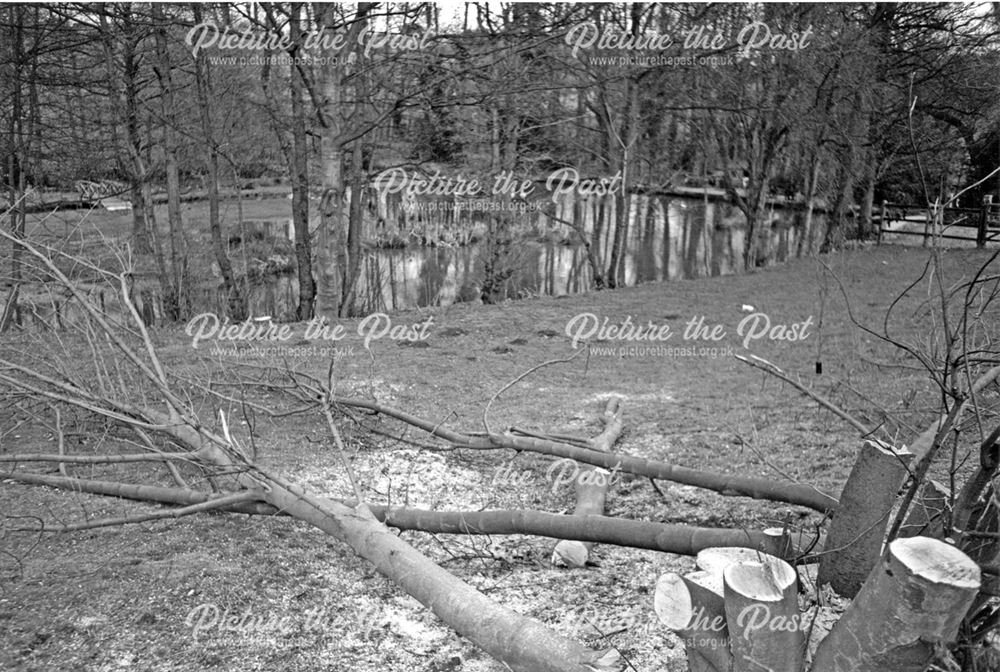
[354,195,824,312]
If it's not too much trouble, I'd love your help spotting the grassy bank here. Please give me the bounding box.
[2,244,997,672]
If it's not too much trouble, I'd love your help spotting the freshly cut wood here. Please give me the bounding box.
[723,557,803,672]
[654,572,732,672]
[552,467,611,567]
[897,479,949,539]
[817,440,912,598]
[811,536,981,672]
[682,571,727,613]
[762,527,794,559]
[696,547,784,577]
[553,398,623,567]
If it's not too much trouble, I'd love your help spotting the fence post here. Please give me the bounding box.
[978,197,992,249]
[877,200,887,245]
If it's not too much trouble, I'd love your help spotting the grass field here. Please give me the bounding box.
[1,243,998,671]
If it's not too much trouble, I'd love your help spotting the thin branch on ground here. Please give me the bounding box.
[482,348,587,434]
[735,354,876,437]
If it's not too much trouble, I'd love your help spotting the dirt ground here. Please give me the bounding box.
[2,243,997,671]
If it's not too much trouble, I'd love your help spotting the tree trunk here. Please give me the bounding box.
[153,4,189,321]
[260,485,622,672]
[590,198,608,288]
[605,80,638,289]
[605,62,638,288]
[857,156,877,240]
[822,168,849,252]
[289,3,315,320]
[3,6,25,331]
[811,536,980,672]
[341,141,365,315]
[192,4,242,320]
[797,153,820,257]
[313,4,369,317]
[490,106,501,171]
[0,470,805,560]
[99,8,154,261]
[315,52,343,315]
[817,440,912,598]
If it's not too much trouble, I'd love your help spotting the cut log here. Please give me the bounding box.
[654,572,732,672]
[762,527,794,559]
[260,482,622,672]
[723,557,804,672]
[817,440,912,598]
[553,399,623,567]
[683,571,727,612]
[552,467,611,567]
[696,547,784,577]
[810,536,981,672]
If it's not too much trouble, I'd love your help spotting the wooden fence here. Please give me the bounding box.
[877,200,1000,247]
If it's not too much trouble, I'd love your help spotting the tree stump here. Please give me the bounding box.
[811,536,980,672]
[654,571,732,672]
[817,440,912,598]
[724,557,803,672]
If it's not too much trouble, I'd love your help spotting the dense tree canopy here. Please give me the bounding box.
[2,2,999,315]
[2,3,996,195]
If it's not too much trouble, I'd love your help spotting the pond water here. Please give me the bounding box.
[351,195,828,313]
[9,192,829,328]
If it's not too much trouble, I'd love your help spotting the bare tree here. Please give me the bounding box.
[190,3,243,320]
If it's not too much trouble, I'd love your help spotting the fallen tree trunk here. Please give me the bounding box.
[553,398,623,567]
[0,471,801,559]
[380,508,795,558]
[0,227,622,672]
[3,471,623,670]
[259,478,622,672]
[337,396,839,513]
